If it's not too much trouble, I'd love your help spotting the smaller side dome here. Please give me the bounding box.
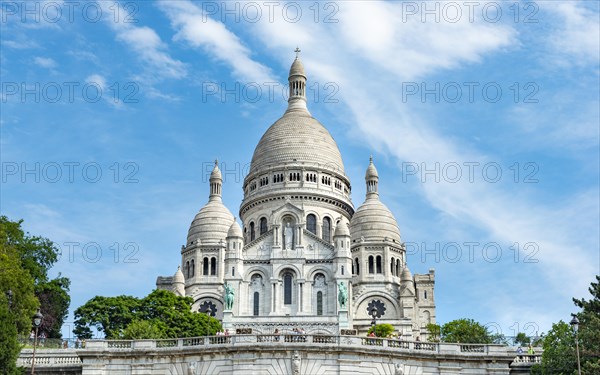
[401,267,413,282]
[227,219,243,238]
[334,221,350,237]
[173,266,185,283]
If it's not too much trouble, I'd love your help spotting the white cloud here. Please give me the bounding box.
[34,56,57,69]
[99,2,186,80]
[158,0,275,83]
[241,1,597,328]
[548,2,600,66]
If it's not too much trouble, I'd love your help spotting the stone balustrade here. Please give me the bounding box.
[19,336,543,374]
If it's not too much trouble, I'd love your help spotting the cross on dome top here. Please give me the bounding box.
[294,47,301,58]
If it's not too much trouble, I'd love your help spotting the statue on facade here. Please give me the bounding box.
[338,281,348,309]
[224,283,235,310]
[292,350,301,375]
[284,222,294,250]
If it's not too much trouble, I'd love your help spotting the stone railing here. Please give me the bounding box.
[511,353,543,365]
[79,334,513,357]
[17,349,82,367]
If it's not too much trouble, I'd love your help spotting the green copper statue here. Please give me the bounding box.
[224,282,235,310]
[338,281,348,309]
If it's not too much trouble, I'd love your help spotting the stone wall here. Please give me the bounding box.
[19,336,542,375]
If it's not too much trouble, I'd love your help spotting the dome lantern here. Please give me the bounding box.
[287,47,309,113]
[365,155,379,197]
[210,159,223,200]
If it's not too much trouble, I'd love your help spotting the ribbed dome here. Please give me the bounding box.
[187,199,234,245]
[350,197,401,244]
[249,110,345,173]
[334,221,350,237]
[401,267,413,282]
[227,219,243,238]
[173,266,185,283]
[289,58,306,77]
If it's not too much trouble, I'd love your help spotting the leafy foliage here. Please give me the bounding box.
[0,216,70,340]
[73,295,140,339]
[367,323,395,338]
[74,289,222,339]
[36,276,70,338]
[426,323,441,342]
[530,321,577,375]
[532,275,600,374]
[0,218,40,374]
[121,320,165,340]
[440,318,493,344]
[514,332,531,346]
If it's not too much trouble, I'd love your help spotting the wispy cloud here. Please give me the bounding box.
[98,2,187,81]
[547,1,600,66]
[34,56,57,69]
[158,0,275,83]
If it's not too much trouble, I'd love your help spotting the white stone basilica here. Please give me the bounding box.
[157,53,436,340]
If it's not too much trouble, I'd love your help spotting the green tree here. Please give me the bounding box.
[0,216,70,339]
[440,318,493,344]
[531,321,577,375]
[426,323,441,342]
[73,295,140,339]
[532,276,600,374]
[573,275,600,374]
[121,320,165,340]
[74,289,221,339]
[36,276,71,338]
[0,220,39,374]
[367,323,395,338]
[514,332,531,346]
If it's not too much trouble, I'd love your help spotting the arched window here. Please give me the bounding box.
[368,256,374,274]
[190,259,195,277]
[250,222,255,241]
[210,257,217,276]
[283,273,293,305]
[376,255,382,274]
[307,214,317,234]
[352,262,355,275]
[253,292,260,316]
[259,217,267,235]
[203,257,209,275]
[232,267,235,277]
[185,261,190,278]
[322,217,331,242]
[424,291,428,299]
[317,291,323,316]
[396,259,400,277]
[390,257,395,276]
[355,258,360,275]
[341,265,344,276]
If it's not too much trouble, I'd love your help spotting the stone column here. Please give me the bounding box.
[298,281,304,313]
[271,281,277,314]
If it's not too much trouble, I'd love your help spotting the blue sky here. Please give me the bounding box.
[1,0,598,340]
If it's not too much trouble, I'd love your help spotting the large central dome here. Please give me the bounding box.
[249,110,345,174]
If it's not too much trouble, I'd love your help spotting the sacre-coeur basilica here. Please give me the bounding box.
[155,52,436,338]
[21,52,535,375]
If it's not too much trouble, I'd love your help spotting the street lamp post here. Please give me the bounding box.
[31,310,43,375]
[570,315,581,375]
[370,307,378,336]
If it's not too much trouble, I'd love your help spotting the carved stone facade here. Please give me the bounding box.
[156,53,436,339]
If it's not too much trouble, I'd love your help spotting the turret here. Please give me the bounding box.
[173,266,185,297]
